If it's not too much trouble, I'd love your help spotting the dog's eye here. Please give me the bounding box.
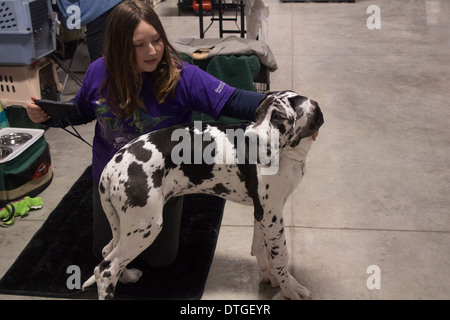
[271,112,287,122]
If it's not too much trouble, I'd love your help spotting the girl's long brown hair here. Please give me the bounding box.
[101,0,182,117]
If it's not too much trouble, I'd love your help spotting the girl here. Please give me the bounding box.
[26,0,264,266]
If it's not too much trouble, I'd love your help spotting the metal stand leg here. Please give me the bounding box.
[198,0,246,38]
[51,53,83,92]
[199,0,204,38]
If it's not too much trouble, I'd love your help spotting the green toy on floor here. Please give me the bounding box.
[0,196,43,225]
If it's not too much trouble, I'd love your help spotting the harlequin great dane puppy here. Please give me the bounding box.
[82,90,324,300]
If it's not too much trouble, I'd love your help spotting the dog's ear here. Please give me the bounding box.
[265,90,280,97]
[289,99,324,148]
[287,95,307,149]
[288,95,307,118]
[288,95,306,107]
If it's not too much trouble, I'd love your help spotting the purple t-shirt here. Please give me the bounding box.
[71,58,235,184]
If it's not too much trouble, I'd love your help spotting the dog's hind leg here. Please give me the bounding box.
[100,188,121,255]
[98,195,139,284]
[82,194,120,291]
[85,245,138,293]
[101,238,142,285]
[94,204,164,300]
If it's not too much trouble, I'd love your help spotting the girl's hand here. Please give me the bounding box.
[25,97,51,123]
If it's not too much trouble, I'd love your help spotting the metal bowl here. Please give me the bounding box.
[0,146,13,159]
[0,133,32,146]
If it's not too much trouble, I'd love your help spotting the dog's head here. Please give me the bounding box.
[249,90,324,149]
[244,90,323,175]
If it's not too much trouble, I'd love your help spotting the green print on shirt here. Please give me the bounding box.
[95,98,172,135]
[131,109,171,134]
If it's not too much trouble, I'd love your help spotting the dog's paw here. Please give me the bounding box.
[81,275,96,291]
[259,268,279,287]
[281,275,312,300]
[119,268,143,284]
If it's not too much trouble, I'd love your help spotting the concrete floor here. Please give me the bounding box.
[1,0,449,300]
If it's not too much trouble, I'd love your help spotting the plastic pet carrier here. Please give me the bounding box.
[0,0,56,65]
[0,58,61,107]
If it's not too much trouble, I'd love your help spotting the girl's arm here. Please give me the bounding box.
[25,97,93,128]
[220,89,265,121]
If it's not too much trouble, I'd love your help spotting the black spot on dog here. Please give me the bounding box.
[237,163,263,221]
[124,162,149,208]
[147,123,186,172]
[278,122,287,135]
[213,183,231,195]
[272,215,277,223]
[152,168,165,188]
[143,231,151,238]
[127,140,153,162]
[114,149,126,163]
[105,283,115,300]
[103,271,111,278]
[99,260,111,272]
[271,245,279,258]
[99,181,106,194]
[175,124,224,185]
[181,163,214,185]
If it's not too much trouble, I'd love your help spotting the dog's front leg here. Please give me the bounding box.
[261,211,312,300]
[251,221,278,286]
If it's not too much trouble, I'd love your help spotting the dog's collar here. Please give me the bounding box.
[282,138,313,162]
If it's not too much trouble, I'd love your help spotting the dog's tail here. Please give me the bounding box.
[81,274,96,291]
